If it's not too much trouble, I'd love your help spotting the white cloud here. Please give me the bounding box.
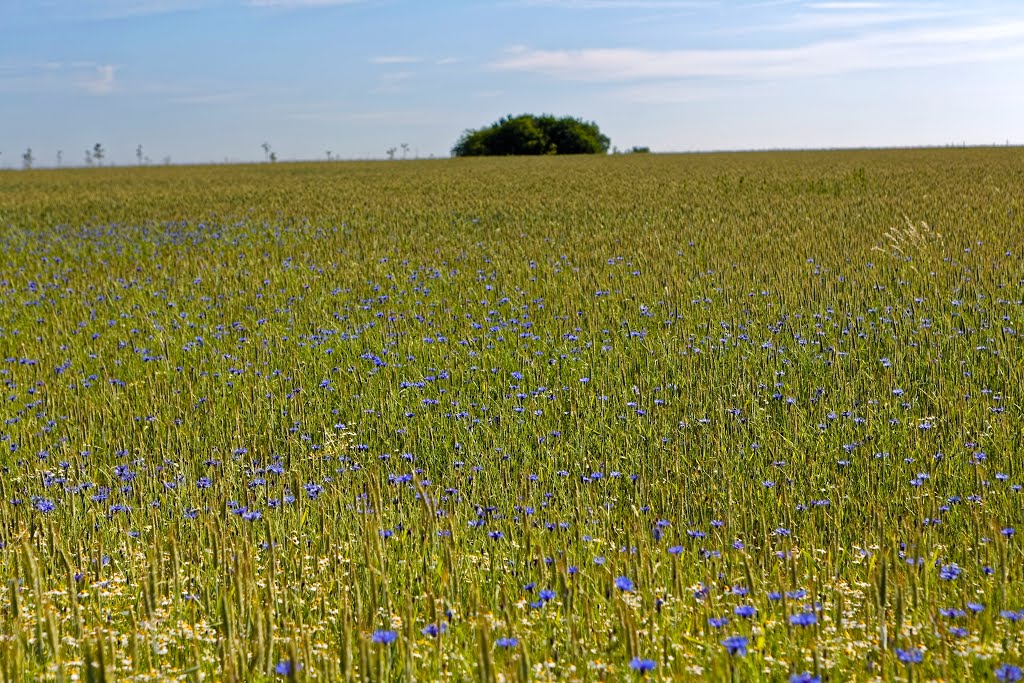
[0,61,118,94]
[492,20,1024,81]
[78,64,117,94]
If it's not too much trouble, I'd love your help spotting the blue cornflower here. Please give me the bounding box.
[421,623,446,637]
[789,612,817,627]
[34,498,56,513]
[735,605,757,619]
[790,673,821,683]
[614,576,634,592]
[896,648,923,664]
[721,635,748,656]
[371,630,397,644]
[539,588,556,602]
[629,657,656,673]
[495,637,518,648]
[275,660,294,675]
[996,664,1024,682]
[708,616,729,628]
[939,563,961,581]
[967,602,985,614]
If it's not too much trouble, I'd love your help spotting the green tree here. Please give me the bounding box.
[452,114,610,157]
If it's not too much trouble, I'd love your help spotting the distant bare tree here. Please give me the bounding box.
[326,150,333,161]
[84,149,94,166]
[56,150,63,168]
[22,148,34,170]
[400,142,409,160]
[136,144,144,166]
[92,143,105,166]
[386,147,396,160]
[261,142,272,162]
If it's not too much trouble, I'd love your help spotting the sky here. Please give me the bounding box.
[2,0,1023,166]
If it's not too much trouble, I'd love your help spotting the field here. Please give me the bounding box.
[0,148,1022,682]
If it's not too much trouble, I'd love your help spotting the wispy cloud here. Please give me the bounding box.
[0,61,118,94]
[493,20,1024,82]
[78,64,117,94]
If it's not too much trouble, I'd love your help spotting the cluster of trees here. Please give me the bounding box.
[452,114,611,157]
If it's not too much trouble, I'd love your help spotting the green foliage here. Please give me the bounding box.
[452,113,610,156]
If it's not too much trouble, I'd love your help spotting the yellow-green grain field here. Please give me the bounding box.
[0,149,1023,681]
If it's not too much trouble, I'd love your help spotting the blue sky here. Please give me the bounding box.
[2,0,1023,166]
